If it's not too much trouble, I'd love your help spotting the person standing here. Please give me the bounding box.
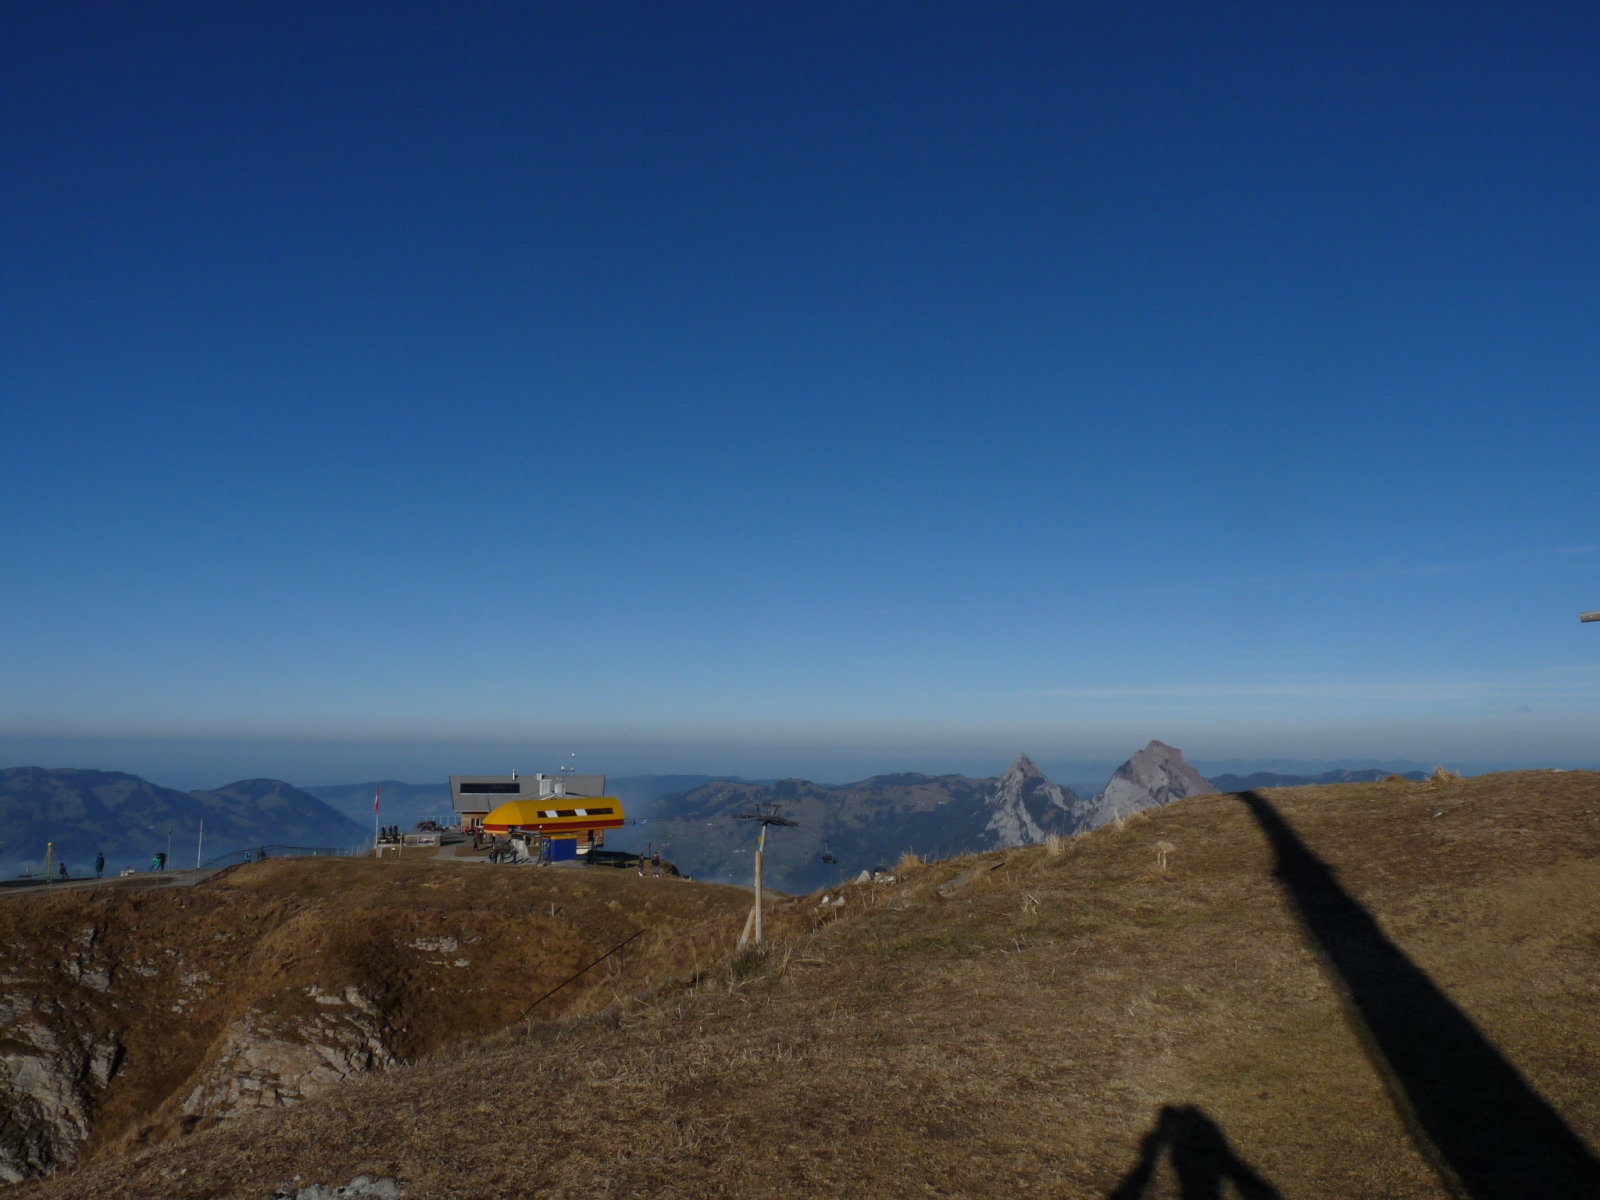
[94,852,105,879]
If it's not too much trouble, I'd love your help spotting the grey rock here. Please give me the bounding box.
[1080,741,1216,829]
[181,1004,399,1123]
[0,1022,122,1183]
[267,1175,404,1199]
[982,754,1083,848]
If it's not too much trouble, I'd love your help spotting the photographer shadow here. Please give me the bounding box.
[1108,1104,1281,1200]
[1236,789,1600,1198]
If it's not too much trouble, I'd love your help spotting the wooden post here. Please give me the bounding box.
[732,802,797,950]
[753,823,767,945]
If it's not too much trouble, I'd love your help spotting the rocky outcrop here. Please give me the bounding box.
[269,1175,405,1200]
[983,754,1083,847]
[0,938,388,1180]
[181,988,398,1121]
[1080,741,1216,829]
[0,856,750,1188]
[0,993,121,1184]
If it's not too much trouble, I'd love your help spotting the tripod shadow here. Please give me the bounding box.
[1237,790,1600,1198]
[1108,1105,1281,1200]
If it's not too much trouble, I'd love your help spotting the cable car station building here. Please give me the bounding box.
[449,773,624,861]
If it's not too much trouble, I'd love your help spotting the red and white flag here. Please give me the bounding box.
[374,785,381,814]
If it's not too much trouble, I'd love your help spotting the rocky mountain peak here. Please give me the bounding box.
[984,754,1081,849]
[1081,741,1215,828]
[1000,752,1044,782]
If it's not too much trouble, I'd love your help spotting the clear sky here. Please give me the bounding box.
[4,2,1598,789]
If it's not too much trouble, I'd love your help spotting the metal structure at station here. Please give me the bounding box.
[450,771,622,860]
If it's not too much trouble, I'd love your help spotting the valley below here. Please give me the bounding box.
[5,771,1599,1199]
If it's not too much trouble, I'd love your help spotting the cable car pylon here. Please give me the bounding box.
[732,802,797,947]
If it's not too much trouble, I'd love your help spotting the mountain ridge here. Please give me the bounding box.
[625,743,1215,889]
[0,768,365,876]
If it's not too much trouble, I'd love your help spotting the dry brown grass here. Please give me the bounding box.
[0,858,754,1167]
[12,771,1600,1200]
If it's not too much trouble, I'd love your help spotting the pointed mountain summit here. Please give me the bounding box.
[984,753,1083,847]
[1081,740,1216,829]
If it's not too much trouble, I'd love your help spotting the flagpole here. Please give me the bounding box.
[373,785,381,857]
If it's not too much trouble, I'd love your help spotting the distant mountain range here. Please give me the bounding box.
[0,769,365,877]
[305,780,455,831]
[608,741,1218,892]
[4,756,1435,889]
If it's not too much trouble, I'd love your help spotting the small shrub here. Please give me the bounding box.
[1428,765,1463,787]
[1044,834,1066,858]
[895,850,923,873]
[726,945,770,986]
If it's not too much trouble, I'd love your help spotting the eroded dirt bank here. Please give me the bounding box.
[0,857,750,1182]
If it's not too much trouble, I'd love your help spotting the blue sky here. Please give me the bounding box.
[4,2,1598,789]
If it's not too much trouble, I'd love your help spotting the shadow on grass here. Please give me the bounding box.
[1108,1105,1281,1199]
[1238,789,1600,1198]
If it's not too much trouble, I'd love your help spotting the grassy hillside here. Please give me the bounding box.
[13,771,1600,1199]
[0,854,754,1181]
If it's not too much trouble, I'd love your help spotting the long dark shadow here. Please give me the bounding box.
[1108,1105,1281,1200]
[1237,789,1600,1198]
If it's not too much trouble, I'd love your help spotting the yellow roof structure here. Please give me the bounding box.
[480,797,625,834]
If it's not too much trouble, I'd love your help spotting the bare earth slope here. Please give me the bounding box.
[14,771,1600,1199]
[0,856,753,1182]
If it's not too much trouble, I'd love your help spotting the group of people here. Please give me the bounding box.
[44,852,108,883]
[44,857,114,883]
[41,850,160,883]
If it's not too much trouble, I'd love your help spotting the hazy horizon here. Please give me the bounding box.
[4,732,1595,795]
